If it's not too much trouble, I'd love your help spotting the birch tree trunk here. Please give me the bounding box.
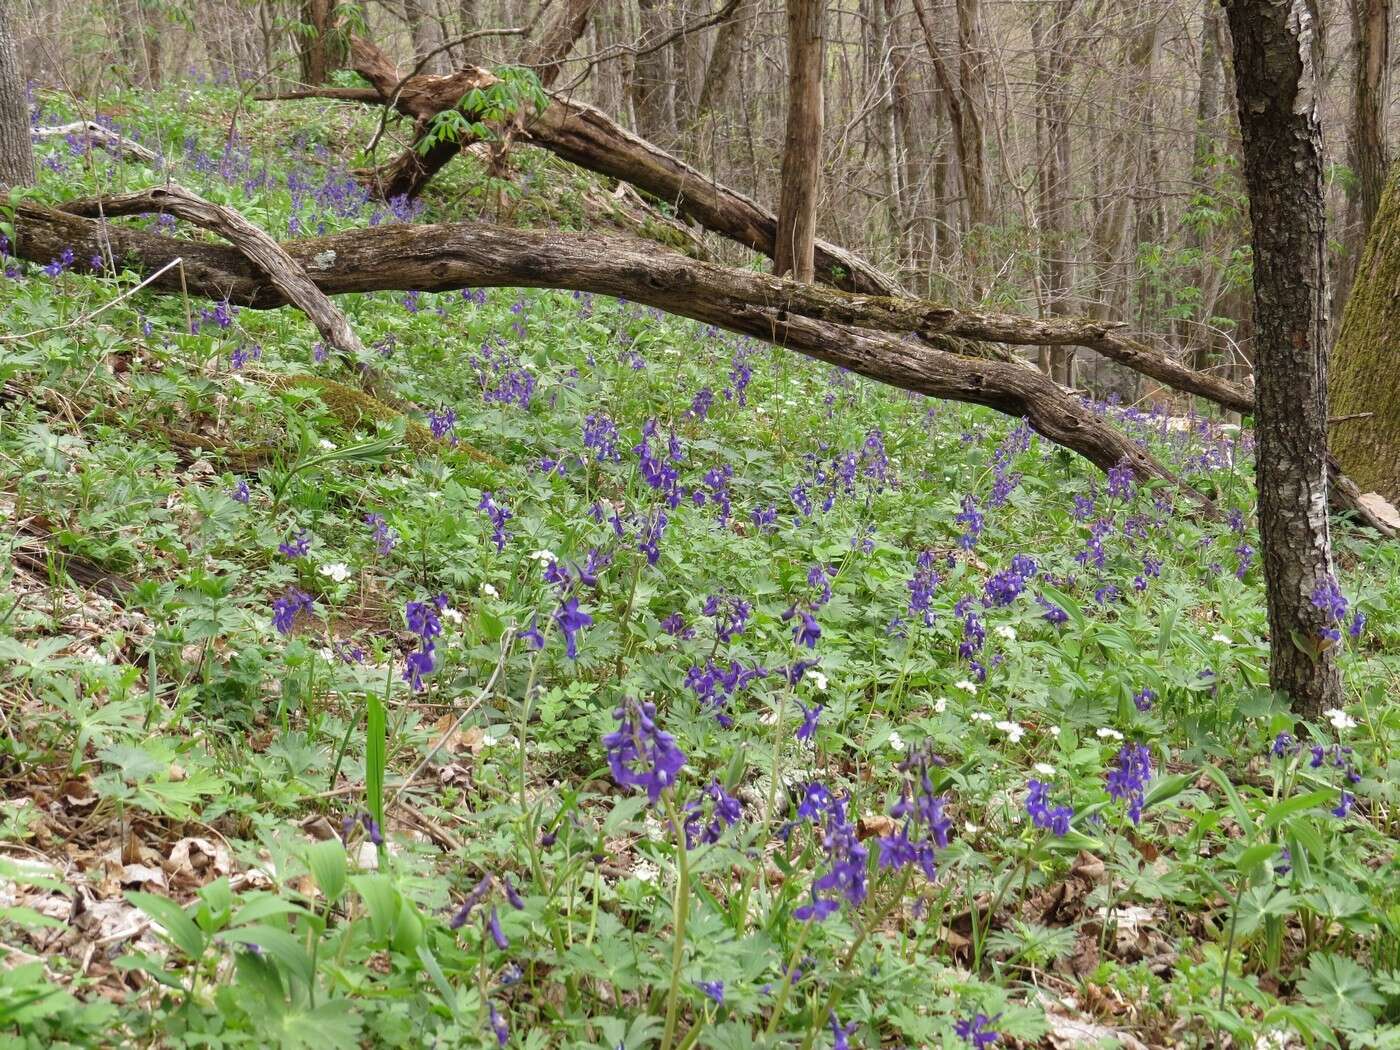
[775,0,824,282]
[1224,0,1341,718]
[0,0,32,190]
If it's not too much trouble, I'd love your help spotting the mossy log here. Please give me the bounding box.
[1330,165,1400,505]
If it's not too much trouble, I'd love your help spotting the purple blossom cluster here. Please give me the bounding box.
[403,594,447,691]
[478,492,512,552]
[877,748,953,879]
[682,779,742,846]
[1026,779,1072,836]
[792,790,867,921]
[1105,742,1153,824]
[686,659,767,727]
[603,700,687,804]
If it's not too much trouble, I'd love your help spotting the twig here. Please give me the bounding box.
[390,628,515,810]
[0,256,184,343]
[1328,412,1374,424]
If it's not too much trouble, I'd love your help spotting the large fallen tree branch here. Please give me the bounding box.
[13,199,1211,510]
[63,185,366,359]
[32,121,161,166]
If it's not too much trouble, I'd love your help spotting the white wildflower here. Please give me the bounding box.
[481,583,500,599]
[441,605,463,625]
[1096,727,1124,741]
[806,669,828,691]
[955,679,978,694]
[317,439,336,450]
[1324,707,1357,731]
[888,731,906,752]
[971,711,993,723]
[995,720,1025,743]
[1047,726,1062,738]
[1033,762,1057,776]
[1211,632,1232,645]
[632,859,659,883]
[529,549,556,563]
[994,625,1017,641]
[932,696,948,714]
[318,562,351,583]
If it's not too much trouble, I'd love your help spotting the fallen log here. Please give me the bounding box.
[32,121,161,166]
[60,185,365,360]
[12,199,1210,509]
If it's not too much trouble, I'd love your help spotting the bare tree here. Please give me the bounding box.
[1224,0,1340,717]
[0,0,32,189]
[775,0,824,282]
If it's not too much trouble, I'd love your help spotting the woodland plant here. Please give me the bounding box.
[1,82,1400,1049]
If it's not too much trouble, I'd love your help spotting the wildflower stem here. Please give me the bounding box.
[659,793,692,1050]
[761,919,814,1039]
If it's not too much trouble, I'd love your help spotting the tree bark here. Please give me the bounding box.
[1350,0,1389,242]
[298,0,344,85]
[695,0,748,118]
[520,0,595,88]
[633,0,678,148]
[1224,0,1341,717]
[11,197,1208,506]
[1032,1,1076,386]
[0,0,33,190]
[1330,163,1400,505]
[775,0,824,282]
[405,0,449,75]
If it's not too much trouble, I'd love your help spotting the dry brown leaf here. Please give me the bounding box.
[857,814,898,840]
[430,716,485,755]
[1045,1008,1150,1050]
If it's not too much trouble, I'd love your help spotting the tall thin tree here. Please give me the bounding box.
[1224,0,1341,717]
[0,0,33,190]
[775,0,824,282]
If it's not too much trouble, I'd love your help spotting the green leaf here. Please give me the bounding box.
[1296,953,1384,1031]
[220,925,315,990]
[1235,842,1278,875]
[1263,789,1335,830]
[1143,772,1193,809]
[351,874,400,940]
[366,693,386,854]
[1200,765,1256,838]
[305,840,347,905]
[128,892,207,961]
[1157,595,1183,660]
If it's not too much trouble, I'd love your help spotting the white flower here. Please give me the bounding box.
[632,859,659,883]
[971,711,993,723]
[964,821,981,834]
[481,583,500,599]
[481,732,501,749]
[888,731,906,752]
[1211,632,1232,645]
[318,438,336,450]
[1047,726,1062,738]
[995,625,1017,641]
[318,562,351,583]
[1324,707,1357,731]
[932,696,948,714]
[995,720,1025,743]
[955,679,978,694]
[441,605,463,624]
[529,549,556,563]
[1096,727,1124,741]
[806,669,828,691]
[1033,762,1057,776]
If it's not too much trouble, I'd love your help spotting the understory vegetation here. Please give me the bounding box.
[3,84,1400,1049]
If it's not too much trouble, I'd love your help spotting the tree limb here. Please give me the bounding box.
[13,199,1212,511]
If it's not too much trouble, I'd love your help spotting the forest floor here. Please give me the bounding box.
[2,82,1399,1049]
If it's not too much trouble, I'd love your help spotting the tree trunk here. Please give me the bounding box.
[405,0,449,75]
[633,0,677,148]
[775,0,824,282]
[1032,1,1076,386]
[1188,0,1224,370]
[695,0,748,118]
[520,0,595,88]
[1352,0,1390,239]
[1224,0,1341,717]
[1330,163,1400,505]
[298,0,343,85]
[0,0,31,190]
[910,0,987,232]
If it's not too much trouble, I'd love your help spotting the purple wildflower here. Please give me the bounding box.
[1105,742,1153,824]
[955,1013,1001,1048]
[602,700,687,804]
[554,597,592,659]
[272,588,314,634]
